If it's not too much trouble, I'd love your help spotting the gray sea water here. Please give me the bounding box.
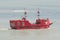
[0,29,60,40]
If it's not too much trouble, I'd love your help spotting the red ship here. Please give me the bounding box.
[9,9,53,29]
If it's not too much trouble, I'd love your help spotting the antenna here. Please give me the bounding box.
[24,8,27,18]
[37,8,40,19]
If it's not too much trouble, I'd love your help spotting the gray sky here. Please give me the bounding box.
[0,0,60,9]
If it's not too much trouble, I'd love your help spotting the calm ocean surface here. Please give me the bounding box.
[0,29,60,40]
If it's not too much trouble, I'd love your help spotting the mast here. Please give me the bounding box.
[24,8,27,18]
[37,8,40,19]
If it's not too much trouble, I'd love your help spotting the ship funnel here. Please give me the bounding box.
[37,8,40,19]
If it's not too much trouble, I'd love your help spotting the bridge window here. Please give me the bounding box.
[17,21,20,26]
[10,22,15,27]
[22,22,25,27]
[36,22,41,24]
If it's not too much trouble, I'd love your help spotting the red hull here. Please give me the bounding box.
[10,18,52,29]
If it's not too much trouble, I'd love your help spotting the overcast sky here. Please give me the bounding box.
[0,0,60,9]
